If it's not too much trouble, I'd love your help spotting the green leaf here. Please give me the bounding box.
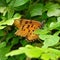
[30,4,43,17]
[41,54,50,60]
[47,9,60,17]
[49,22,60,30]
[44,3,60,17]
[45,3,60,11]
[0,26,6,29]
[8,0,15,7]
[6,0,11,3]
[7,57,15,60]
[0,13,21,29]
[39,35,59,48]
[54,31,60,36]
[6,48,25,56]
[20,39,28,46]
[2,18,15,25]
[45,48,60,60]
[0,20,5,26]
[34,29,50,35]
[6,32,14,43]
[0,30,6,36]
[0,7,6,13]
[14,4,27,11]
[0,42,6,48]
[57,17,60,22]
[13,0,29,7]
[24,45,43,58]
[3,13,21,25]
[0,7,7,16]
[6,45,43,58]
[13,13,21,19]
[45,17,57,27]
[8,8,14,18]
[6,45,60,60]
[11,37,19,46]
[0,46,11,60]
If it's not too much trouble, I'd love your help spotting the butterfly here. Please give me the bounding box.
[14,19,42,41]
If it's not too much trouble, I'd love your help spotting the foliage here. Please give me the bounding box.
[6,45,60,60]
[0,0,60,60]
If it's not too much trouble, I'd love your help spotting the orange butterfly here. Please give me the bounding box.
[14,19,42,41]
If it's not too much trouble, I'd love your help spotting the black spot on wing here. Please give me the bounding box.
[27,25,30,28]
[20,20,23,25]
[31,24,33,27]
[30,33,32,35]
[30,20,32,23]
[22,25,25,29]
[25,21,28,24]
[28,30,30,32]
[32,30,34,31]
[23,29,25,31]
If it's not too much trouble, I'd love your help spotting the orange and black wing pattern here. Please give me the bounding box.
[14,19,42,41]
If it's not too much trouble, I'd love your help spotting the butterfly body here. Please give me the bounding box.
[14,19,42,41]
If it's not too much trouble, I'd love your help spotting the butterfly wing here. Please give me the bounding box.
[26,20,41,41]
[14,19,42,41]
